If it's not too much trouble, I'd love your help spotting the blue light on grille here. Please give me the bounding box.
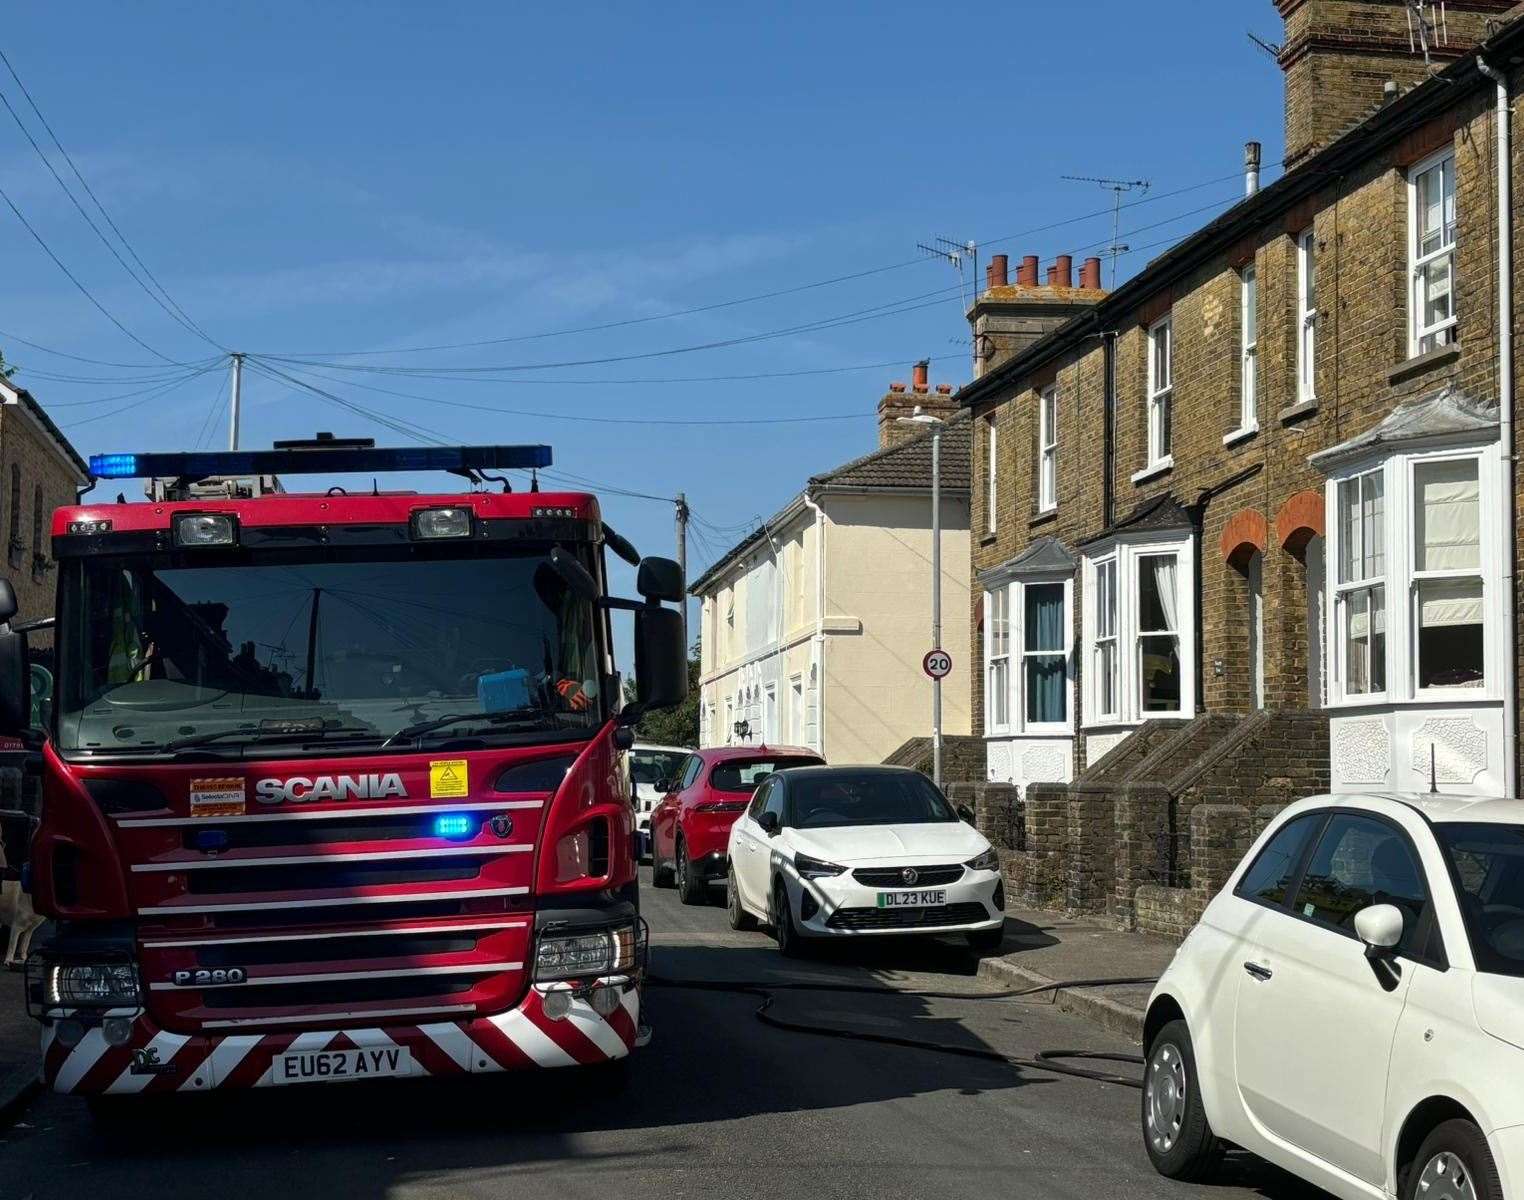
[89,453,139,478]
[433,814,475,840]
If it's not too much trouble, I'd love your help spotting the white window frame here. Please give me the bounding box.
[986,414,999,534]
[1091,555,1120,722]
[788,674,803,745]
[1081,532,1196,727]
[1409,148,1458,357]
[1331,466,1388,703]
[1144,316,1173,472]
[1014,575,1073,734]
[984,585,1011,734]
[1324,443,1502,709]
[1297,228,1317,404]
[1228,264,1259,441]
[1038,385,1058,512]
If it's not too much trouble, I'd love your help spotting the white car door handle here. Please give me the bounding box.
[1243,961,1273,982]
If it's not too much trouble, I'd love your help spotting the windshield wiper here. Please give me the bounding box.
[382,708,563,748]
[163,723,379,754]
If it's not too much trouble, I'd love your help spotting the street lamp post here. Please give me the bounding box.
[897,406,945,787]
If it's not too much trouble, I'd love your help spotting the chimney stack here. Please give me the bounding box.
[1018,255,1040,286]
[912,359,929,393]
[989,253,1009,288]
[1244,140,1261,197]
[878,363,961,448]
[1080,256,1102,290]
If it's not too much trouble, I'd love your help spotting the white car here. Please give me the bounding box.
[723,764,1005,955]
[629,742,690,860]
[1143,792,1524,1200]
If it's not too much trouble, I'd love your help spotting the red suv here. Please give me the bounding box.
[650,745,824,904]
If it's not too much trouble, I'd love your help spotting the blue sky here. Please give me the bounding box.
[1,1,1285,652]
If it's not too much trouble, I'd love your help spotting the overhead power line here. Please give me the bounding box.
[0,325,174,370]
[58,362,221,428]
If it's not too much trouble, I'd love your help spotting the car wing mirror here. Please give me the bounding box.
[1354,903,1405,959]
[956,803,976,825]
[757,811,780,836]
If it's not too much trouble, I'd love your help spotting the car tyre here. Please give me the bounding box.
[1403,1119,1502,1200]
[675,837,705,906]
[651,839,674,889]
[965,924,1005,954]
[726,868,757,930]
[1141,1019,1221,1182]
[771,879,805,958]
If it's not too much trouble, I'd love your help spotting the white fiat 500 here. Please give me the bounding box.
[724,765,1005,954]
[1144,793,1524,1200]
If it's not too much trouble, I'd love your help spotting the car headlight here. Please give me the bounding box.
[793,853,846,880]
[964,847,1000,873]
[534,925,640,981]
[45,963,140,1007]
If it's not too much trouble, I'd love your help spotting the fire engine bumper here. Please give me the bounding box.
[39,978,643,1096]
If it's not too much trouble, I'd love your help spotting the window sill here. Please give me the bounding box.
[1130,457,1173,485]
[979,532,998,548]
[1223,423,1259,447]
[1279,398,1318,425]
[1029,508,1058,529]
[1388,342,1461,386]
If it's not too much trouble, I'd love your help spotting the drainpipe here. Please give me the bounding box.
[1479,56,1516,796]
[803,492,827,758]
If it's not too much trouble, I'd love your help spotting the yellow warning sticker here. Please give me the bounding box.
[430,759,469,798]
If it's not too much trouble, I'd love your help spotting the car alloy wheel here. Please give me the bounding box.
[1144,1040,1188,1155]
[1416,1152,1477,1200]
[726,869,755,930]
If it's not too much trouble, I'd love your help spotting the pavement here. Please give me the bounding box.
[0,968,38,1127]
[0,874,1331,1200]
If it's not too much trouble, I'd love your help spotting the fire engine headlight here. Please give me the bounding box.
[411,507,473,540]
[45,963,140,1007]
[175,513,236,547]
[534,925,639,981]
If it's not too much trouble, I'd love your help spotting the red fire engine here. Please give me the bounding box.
[0,435,686,1105]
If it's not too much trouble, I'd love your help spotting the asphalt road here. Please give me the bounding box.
[0,872,1330,1200]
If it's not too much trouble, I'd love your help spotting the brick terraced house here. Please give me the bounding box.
[956,0,1524,935]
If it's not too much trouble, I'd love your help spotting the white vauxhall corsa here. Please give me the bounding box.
[723,765,1006,955]
[1143,792,1524,1200]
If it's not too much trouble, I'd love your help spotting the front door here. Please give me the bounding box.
[1232,811,1434,1186]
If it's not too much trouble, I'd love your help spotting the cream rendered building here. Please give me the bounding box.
[692,374,971,763]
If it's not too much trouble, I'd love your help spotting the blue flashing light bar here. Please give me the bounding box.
[433,814,476,840]
[88,444,553,481]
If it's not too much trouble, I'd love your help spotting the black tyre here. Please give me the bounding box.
[651,838,674,889]
[771,879,804,957]
[1141,1019,1221,1181]
[675,837,705,905]
[965,924,1005,954]
[1403,1119,1502,1200]
[726,868,757,930]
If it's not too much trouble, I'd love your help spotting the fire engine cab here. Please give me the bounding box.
[0,435,686,1105]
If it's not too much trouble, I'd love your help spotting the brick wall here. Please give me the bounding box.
[0,399,85,646]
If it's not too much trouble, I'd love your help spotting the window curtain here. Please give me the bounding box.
[1150,556,1178,633]
[1024,584,1065,724]
[1415,460,1480,572]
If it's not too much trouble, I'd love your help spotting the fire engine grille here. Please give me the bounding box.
[825,902,989,931]
[194,932,478,968]
[199,974,478,1010]
[850,865,965,887]
[206,899,469,930]
[184,857,484,895]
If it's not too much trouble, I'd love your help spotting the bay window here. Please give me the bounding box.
[1335,469,1387,697]
[985,575,1073,734]
[1413,457,1482,691]
[1082,534,1195,726]
[1410,150,1457,356]
[1039,385,1058,512]
[985,586,1010,731]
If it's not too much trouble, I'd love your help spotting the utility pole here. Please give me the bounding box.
[228,352,245,451]
[675,492,689,649]
[897,406,945,787]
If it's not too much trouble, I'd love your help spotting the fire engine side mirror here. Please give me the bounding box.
[636,557,685,604]
[634,605,687,711]
[0,626,31,739]
[0,580,17,626]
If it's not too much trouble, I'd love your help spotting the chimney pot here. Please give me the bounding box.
[889,382,906,393]
[1055,255,1073,288]
[1018,255,1040,286]
[1045,266,1057,286]
[935,383,953,395]
[1080,256,1102,290]
[912,360,929,393]
[1244,140,1262,196]
[985,262,994,290]
[989,253,1009,288]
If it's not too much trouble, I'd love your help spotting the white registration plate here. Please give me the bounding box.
[876,889,947,908]
[274,1046,412,1085]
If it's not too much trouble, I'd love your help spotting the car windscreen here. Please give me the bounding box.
[631,750,687,786]
[1437,822,1524,976]
[786,771,956,829]
[709,757,819,793]
[56,543,603,755]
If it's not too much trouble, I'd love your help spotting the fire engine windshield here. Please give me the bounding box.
[55,545,605,755]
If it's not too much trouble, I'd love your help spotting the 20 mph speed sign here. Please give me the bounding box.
[922,650,952,679]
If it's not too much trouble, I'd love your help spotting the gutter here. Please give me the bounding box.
[803,491,827,758]
[1478,55,1516,796]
